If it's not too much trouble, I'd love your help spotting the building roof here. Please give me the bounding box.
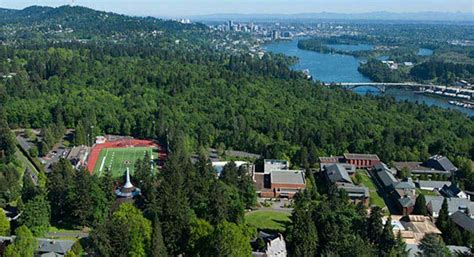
[392,162,450,175]
[324,164,353,184]
[376,168,398,188]
[450,211,474,233]
[416,180,451,190]
[38,239,75,254]
[399,197,415,208]
[395,178,416,190]
[264,159,289,173]
[440,184,463,198]
[338,184,370,198]
[344,153,380,161]
[270,170,305,185]
[425,196,474,217]
[424,155,457,172]
[319,156,344,163]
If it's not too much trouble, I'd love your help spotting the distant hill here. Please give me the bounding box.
[192,11,474,23]
[0,5,206,36]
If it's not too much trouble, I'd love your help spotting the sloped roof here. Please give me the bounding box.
[399,197,415,208]
[395,179,416,190]
[325,164,353,184]
[450,211,474,233]
[425,196,474,216]
[37,239,74,254]
[416,180,451,190]
[424,155,457,172]
[376,169,398,187]
[344,153,380,161]
[440,184,462,198]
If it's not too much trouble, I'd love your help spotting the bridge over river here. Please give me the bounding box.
[323,82,474,95]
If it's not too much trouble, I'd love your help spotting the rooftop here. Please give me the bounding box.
[450,211,474,233]
[424,155,457,172]
[416,180,451,190]
[270,170,305,185]
[376,168,398,188]
[425,196,474,217]
[324,163,354,184]
[344,153,380,161]
[264,159,289,173]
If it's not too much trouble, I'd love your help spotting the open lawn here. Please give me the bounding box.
[245,210,291,232]
[416,188,439,196]
[93,147,157,177]
[356,171,388,210]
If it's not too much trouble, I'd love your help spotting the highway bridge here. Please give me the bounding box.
[323,82,474,95]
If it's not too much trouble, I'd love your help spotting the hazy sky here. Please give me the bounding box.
[0,0,473,17]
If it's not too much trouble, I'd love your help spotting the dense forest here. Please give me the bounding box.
[0,5,473,257]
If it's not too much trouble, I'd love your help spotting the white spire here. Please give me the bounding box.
[124,168,134,189]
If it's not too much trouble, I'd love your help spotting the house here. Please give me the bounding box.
[323,163,370,205]
[450,211,474,234]
[251,232,287,257]
[425,196,474,218]
[416,180,451,191]
[439,184,469,199]
[343,153,380,169]
[0,237,74,256]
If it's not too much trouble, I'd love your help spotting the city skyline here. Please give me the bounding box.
[0,0,473,17]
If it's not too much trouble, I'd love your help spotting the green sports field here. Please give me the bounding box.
[93,147,157,177]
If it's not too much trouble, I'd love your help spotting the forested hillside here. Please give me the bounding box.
[0,6,473,256]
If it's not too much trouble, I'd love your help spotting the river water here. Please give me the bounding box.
[264,39,473,116]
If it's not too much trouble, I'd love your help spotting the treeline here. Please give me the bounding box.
[358,58,409,82]
[410,60,474,84]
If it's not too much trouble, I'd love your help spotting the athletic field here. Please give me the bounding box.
[92,147,157,177]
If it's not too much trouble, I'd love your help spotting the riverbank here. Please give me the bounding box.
[263,38,474,116]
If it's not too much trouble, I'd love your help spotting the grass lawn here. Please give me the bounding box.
[356,171,387,210]
[93,147,157,177]
[245,210,291,232]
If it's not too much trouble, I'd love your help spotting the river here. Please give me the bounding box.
[263,39,473,116]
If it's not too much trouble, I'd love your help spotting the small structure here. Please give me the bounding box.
[251,232,287,257]
[425,196,474,218]
[416,180,451,192]
[95,136,107,144]
[115,168,141,199]
[439,184,469,199]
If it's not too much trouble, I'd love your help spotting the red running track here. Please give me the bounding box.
[86,139,165,174]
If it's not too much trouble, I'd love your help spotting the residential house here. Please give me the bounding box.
[251,232,287,257]
[425,196,474,218]
[0,237,74,257]
[440,184,469,199]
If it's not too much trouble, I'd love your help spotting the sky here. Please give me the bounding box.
[0,0,473,17]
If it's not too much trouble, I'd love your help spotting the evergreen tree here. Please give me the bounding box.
[21,172,38,203]
[19,192,51,236]
[379,216,396,256]
[150,217,168,257]
[435,198,449,232]
[100,167,116,207]
[221,161,238,187]
[237,166,256,209]
[47,158,75,225]
[158,145,191,256]
[413,194,428,215]
[392,230,409,257]
[418,233,451,257]
[367,206,384,244]
[0,111,16,163]
[74,121,87,146]
[287,191,318,256]
[208,180,228,225]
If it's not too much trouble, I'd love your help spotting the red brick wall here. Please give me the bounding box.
[271,183,305,190]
